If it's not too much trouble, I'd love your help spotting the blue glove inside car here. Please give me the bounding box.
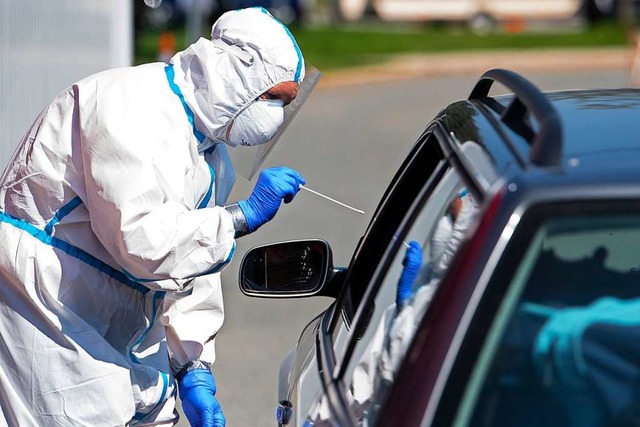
[178,369,226,427]
[526,298,640,390]
[238,166,306,232]
[396,241,423,308]
[522,298,640,427]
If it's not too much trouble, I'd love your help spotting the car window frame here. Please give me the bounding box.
[329,121,502,375]
[327,123,446,336]
[303,121,457,425]
[308,126,460,425]
[315,121,502,425]
[329,124,454,376]
[341,163,479,426]
[318,129,436,390]
[372,180,507,427]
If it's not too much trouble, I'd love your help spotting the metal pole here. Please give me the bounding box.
[186,0,204,44]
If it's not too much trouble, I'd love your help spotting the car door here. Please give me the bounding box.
[298,123,499,426]
[281,122,444,426]
[285,123,445,426]
[375,186,640,426]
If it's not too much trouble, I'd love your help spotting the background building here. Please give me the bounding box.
[0,0,132,168]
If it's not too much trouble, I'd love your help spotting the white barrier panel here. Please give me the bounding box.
[0,0,132,169]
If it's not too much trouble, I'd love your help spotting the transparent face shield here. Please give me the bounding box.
[228,64,322,180]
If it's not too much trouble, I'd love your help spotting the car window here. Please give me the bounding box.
[329,130,447,363]
[334,132,444,323]
[452,209,640,427]
[343,163,480,425]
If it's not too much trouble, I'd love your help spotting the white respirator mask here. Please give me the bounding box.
[225,98,285,147]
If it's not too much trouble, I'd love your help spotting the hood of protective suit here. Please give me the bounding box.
[169,7,305,148]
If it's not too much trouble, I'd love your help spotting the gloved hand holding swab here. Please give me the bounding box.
[300,185,365,215]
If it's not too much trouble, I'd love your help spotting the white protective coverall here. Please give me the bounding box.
[0,8,304,426]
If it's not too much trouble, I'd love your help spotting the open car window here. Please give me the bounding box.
[336,140,485,423]
[329,130,447,365]
[452,204,640,427]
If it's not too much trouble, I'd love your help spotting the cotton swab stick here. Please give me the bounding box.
[300,185,365,215]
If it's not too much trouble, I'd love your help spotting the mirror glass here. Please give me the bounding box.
[241,240,329,295]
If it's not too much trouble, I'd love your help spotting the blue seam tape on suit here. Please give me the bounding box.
[44,196,83,235]
[165,64,216,210]
[0,211,148,294]
[131,291,171,422]
[253,7,303,82]
[197,163,216,209]
[204,243,235,275]
[121,240,234,283]
[129,291,167,364]
[132,371,170,422]
[0,210,171,420]
[164,65,206,143]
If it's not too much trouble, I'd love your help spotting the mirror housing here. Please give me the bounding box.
[239,239,343,298]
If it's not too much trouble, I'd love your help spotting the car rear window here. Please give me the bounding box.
[454,210,640,427]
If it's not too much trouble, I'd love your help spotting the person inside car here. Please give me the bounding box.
[349,189,478,423]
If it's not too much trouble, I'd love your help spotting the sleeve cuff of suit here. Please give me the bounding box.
[173,359,212,382]
[224,203,250,238]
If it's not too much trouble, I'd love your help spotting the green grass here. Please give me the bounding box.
[135,20,628,70]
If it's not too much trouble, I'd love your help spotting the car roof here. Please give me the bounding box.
[438,70,640,189]
[545,89,640,159]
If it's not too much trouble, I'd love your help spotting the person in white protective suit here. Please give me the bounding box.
[0,7,316,427]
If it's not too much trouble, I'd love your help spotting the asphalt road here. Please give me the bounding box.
[175,68,631,426]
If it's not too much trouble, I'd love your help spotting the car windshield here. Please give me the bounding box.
[454,212,640,427]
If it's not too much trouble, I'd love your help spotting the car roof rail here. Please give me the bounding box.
[468,68,563,168]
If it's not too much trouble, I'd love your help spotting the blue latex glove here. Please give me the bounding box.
[178,369,226,427]
[396,241,423,308]
[237,166,306,233]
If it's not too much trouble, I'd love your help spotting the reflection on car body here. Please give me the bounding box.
[239,69,640,426]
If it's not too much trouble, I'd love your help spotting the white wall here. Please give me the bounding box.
[0,0,133,168]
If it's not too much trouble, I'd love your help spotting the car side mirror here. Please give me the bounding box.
[239,239,343,298]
